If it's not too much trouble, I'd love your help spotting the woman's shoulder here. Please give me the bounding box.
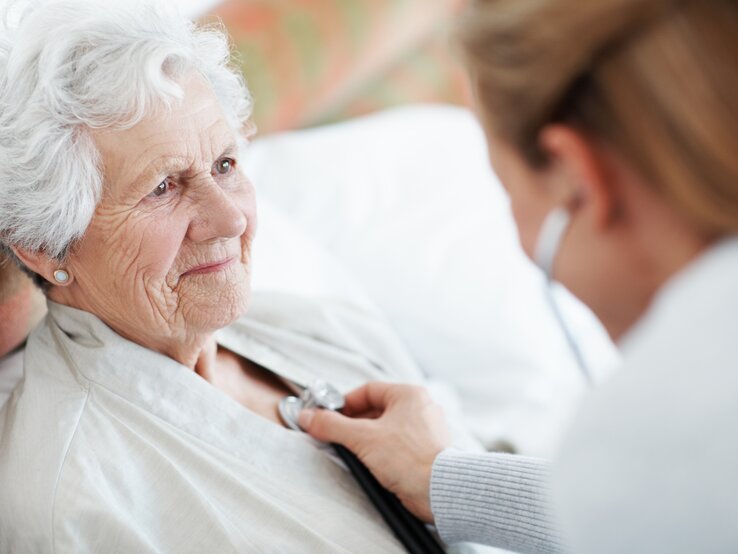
[225,291,425,386]
[0,349,23,406]
[239,290,388,339]
[0,306,99,545]
[0,363,91,552]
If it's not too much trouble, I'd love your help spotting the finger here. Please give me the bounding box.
[299,408,370,448]
[341,382,395,416]
[339,407,383,420]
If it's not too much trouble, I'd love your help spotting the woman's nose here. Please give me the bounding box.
[187,181,247,242]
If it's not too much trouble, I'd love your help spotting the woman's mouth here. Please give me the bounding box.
[181,257,235,277]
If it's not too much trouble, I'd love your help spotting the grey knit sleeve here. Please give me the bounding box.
[430,449,564,553]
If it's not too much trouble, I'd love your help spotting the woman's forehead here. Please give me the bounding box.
[94,77,236,194]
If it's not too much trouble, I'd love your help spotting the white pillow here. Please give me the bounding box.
[250,196,375,311]
[245,105,619,457]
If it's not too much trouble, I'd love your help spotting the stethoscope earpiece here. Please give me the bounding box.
[533,205,594,385]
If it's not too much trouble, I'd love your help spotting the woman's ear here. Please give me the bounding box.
[538,124,619,229]
[10,246,73,286]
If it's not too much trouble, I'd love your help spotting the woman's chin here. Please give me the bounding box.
[179,271,251,332]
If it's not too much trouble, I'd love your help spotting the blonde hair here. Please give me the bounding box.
[458,0,738,237]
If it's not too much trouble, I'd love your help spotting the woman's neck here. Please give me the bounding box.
[132,331,219,373]
[48,286,222,372]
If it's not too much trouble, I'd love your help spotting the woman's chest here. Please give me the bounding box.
[52,393,406,554]
[212,348,291,426]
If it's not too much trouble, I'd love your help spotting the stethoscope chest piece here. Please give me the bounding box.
[279,396,305,432]
[279,380,345,431]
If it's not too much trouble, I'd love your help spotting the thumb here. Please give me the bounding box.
[299,408,366,448]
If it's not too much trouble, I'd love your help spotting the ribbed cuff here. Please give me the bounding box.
[430,449,563,553]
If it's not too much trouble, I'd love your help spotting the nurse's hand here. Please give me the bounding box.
[298,382,451,523]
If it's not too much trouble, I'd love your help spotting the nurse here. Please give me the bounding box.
[299,0,738,552]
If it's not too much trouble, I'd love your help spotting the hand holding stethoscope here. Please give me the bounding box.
[298,382,453,523]
[279,380,449,551]
[298,204,592,523]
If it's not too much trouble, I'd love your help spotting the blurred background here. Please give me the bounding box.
[187,0,471,133]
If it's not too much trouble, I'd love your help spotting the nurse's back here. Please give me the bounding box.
[463,1,738,550]
[462,1,738,550]
[555,237,738,552]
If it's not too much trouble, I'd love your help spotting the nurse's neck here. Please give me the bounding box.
[594,193,712,344]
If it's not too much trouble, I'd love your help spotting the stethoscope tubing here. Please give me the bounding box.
[332,443,446,554]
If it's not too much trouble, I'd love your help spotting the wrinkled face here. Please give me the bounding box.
[55,74,256,345]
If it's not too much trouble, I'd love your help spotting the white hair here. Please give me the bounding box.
[0,0,252,261]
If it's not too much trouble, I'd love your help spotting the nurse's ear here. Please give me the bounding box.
[538,124,621,229]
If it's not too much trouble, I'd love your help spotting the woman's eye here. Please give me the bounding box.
[149,180,170,198]
[213,157,236,176]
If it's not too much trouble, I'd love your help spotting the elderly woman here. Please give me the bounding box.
[0,2,472,552]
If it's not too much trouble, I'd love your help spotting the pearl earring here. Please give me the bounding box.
[53,269,70,284]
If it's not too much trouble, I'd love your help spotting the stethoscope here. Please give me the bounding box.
[279,380,446,554]
[534,206,594,386]
[273,206,590,554]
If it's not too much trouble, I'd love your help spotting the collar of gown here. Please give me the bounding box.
[42,300,317,462]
